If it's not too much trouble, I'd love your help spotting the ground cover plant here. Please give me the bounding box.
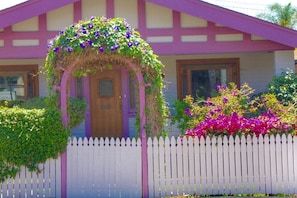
[171,81,297,138]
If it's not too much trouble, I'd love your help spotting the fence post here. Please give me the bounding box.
[141,132,148,198]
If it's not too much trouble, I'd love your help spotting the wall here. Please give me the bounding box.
[274,50,295,75]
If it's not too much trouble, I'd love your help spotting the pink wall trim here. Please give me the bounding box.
[73,1,82,22]
[106,0,115,18]
[148,41,293,55]
[1,39,291,59]
[137,0,146,35]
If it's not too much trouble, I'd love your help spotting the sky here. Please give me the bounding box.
[201,0,297,17]
[0,0,27,11]
[0,0,297,16]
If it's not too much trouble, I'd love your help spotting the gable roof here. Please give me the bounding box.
[146,0,297,48]
[0,0,79,28]
[1,0,297,48]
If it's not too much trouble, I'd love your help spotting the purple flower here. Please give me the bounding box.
[216,85,226,90]
[126,31,131,38]
[59,30,64,35]
[104,32,109,37]
[124,20,130,28]
[82,29,88,34]
[94,31,101,37]
[209,110,215,116]
[99,46,104,52]
[134,41,139,46]
[67,47,72,52]
[184,108,193,117]
[80,43,86,49]
[114,26,120,31]
[53,47,60,53]
[88,40,93,46]
[110,46,115,51]
[90,16,95,21]
[88,23,94,29]
[47,41,53,49]
[223,97,228,103]
[127,41,133,47]
[114,44,119,49]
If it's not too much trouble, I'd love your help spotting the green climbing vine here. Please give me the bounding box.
[45,16,168,136]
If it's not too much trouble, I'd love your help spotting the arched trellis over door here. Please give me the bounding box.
[45,17,167,198]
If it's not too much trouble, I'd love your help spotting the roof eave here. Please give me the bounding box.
[0,0,80,29]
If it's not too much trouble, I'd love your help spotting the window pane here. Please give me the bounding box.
[99,79,113,97]
[0,76,25,100]
[191,69,228,99]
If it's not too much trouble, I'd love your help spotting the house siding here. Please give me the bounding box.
[12,17,39,32]
[114,0,138,28]
[47,4,74,31]
[81,0,106,21]
[274,50,295,75]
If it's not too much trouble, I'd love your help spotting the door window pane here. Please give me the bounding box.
[99,79,113,97]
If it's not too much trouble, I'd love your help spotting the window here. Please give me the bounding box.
[0,65,38,100]
[177,58,239,100]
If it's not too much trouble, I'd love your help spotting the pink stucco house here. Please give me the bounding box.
[1,0,297,138]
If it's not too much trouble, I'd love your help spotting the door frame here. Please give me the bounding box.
[83,68,130,138]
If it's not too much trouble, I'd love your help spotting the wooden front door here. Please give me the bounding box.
[90,69,122,138]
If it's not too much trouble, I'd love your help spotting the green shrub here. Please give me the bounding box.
[67,97,88,129]
[0,107,69,182]
[266,68,297,106]
[19,97,87,129]
[0,100,24,107]
[254,93,297,125]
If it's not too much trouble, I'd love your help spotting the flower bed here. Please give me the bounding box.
[171,82,297,138]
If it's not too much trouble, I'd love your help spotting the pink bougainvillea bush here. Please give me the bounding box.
[171,83,297,138]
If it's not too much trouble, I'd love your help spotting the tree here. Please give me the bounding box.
[257,3,297,30]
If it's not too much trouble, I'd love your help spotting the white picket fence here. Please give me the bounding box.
[0,158,61,198]
[67,137,142,198]
[148,135,297,197]
[1,134,297,198]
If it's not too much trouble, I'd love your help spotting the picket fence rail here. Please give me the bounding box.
[1,134,297,198]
